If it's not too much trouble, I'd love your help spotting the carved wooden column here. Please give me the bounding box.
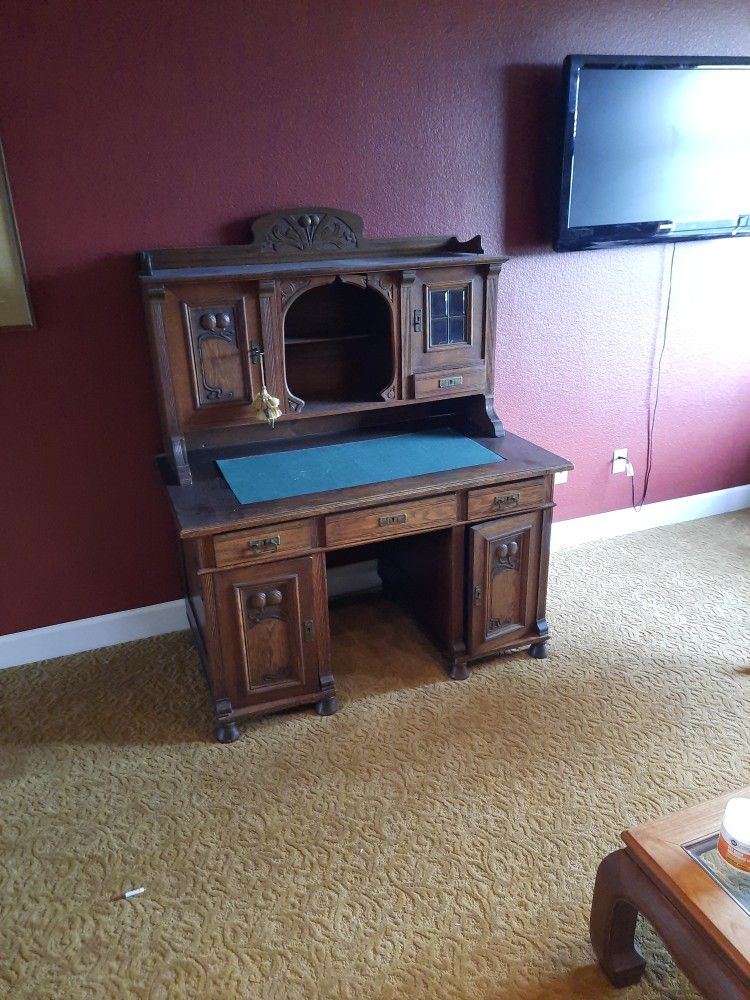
[144,284,192,485]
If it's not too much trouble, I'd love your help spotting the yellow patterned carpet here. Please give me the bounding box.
[2,511,749,1000]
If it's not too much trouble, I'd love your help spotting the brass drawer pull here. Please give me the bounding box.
[493,492,520,509]
[438,375,463,389]
[378,513,408,527]
[247,534,281,554]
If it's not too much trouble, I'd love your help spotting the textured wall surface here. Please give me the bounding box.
[1,0,749,633]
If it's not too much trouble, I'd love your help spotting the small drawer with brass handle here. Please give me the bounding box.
[467,477,547,521]
[412,366,486,400]
[214,519,314,567]
[325,494,457,548]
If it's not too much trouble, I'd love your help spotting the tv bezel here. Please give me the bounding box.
[554,54,750,252]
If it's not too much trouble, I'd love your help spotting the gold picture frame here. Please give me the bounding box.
[0,139,34,329]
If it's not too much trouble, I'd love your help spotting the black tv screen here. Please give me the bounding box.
[554,55,750,251]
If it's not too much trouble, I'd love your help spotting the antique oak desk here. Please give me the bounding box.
[138,209,571,741]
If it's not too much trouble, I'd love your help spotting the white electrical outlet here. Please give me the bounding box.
[612,448,628,474]
[554,470,568,485]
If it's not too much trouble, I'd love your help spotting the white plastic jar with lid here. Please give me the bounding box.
[718,797,750,872]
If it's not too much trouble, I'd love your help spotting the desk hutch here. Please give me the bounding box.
[138,208,571,742]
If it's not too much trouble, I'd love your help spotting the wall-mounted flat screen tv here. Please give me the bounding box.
[554,55,750,252]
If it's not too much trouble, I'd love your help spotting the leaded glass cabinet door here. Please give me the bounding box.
[407,266,485,385]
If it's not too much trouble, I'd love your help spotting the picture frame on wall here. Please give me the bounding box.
[0,139,34,329]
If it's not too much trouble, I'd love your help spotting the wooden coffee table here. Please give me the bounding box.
[590,787,750,998]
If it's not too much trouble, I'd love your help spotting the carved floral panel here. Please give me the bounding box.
[184,303,248,408]
[236,579,304,693]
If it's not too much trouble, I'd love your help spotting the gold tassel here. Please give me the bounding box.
[250,353,282,427]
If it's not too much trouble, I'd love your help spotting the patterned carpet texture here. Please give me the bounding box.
[1,510,749,999]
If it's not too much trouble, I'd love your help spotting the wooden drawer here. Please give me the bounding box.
[412,366,486,399]
[467,477,547,521]
[214,519,314,567]
[325,494,457,548]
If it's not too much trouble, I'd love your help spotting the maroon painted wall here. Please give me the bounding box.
[2,0,749,634]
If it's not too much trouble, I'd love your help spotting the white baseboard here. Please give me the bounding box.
[1,483,747,670]
[0,600,189,670]
[550,483,750,550]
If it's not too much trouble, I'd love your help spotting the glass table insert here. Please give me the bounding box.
[685,833,750,917]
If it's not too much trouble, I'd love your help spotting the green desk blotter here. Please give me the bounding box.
[216,429,504,506]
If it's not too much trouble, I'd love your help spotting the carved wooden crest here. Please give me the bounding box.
[249,208,363,256]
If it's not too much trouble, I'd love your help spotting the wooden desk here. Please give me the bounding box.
[138,208,571,740]
[590,788,750,998]
[165,429,568,740]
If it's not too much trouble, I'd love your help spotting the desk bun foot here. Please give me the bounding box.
[214,697,241,743]
[449,658,470,681]
[528,641,548,659]
[315,695,338,716]
[215,720,241,743]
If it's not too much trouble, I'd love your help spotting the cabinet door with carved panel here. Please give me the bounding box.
[213,554,329,709]
[154,280,266,432]
[467,511,542,657]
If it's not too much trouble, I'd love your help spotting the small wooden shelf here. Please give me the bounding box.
[286,333,372,345]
